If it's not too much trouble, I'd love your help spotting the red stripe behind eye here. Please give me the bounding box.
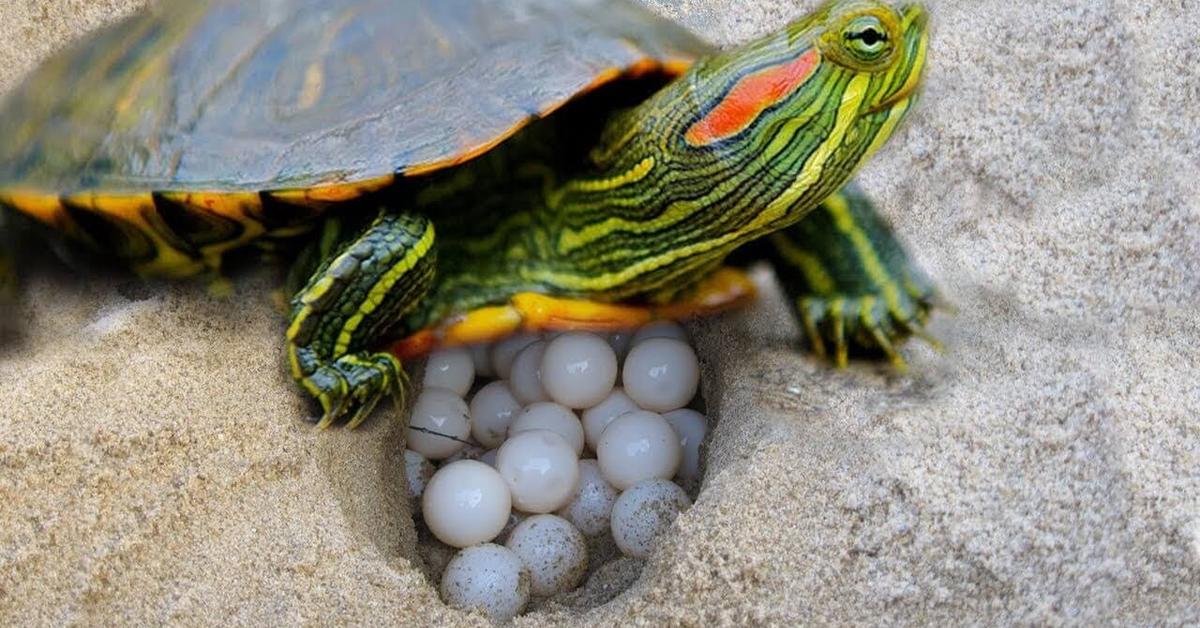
[685,48,822,147]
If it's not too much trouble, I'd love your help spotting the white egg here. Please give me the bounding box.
[509,340,549,404]
[541,332,618,409]
[495,430,580,513]
[505,514,588,597]
[407,387,471,460]
[469,381,522,449]
[596,410,682,490]
[610,479,692,559]
[662,408,707,483]
[422,347,475,397]
[509,402,585,455]
[470,343,495,379]
[581,388,639,453]
[403,449,435,501]
[422,460,511,548]
[631,320,688,346]
[490,333,539,380]
[440,543,530,623]
[622,338,700,412]
[556,459,619,537]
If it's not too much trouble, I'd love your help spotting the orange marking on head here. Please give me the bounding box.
[685,48,821,146]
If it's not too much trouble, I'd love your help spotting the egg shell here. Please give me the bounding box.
[610,479,692,559]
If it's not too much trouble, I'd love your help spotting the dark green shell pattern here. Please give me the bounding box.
[0,0,711,194]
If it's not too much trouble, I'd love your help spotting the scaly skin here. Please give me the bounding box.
[288,0,931,425]
[765,183,942,370]
[287,213,435,427]
[407,1,928,327]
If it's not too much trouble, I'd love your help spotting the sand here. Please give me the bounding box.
[1,0,1198,625]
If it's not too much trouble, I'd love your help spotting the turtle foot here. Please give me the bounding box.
[795,293,943,372]
[302,351,407,429]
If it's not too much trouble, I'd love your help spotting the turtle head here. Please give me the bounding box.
[549,1,928,298]
[682,1,928,145]
[665,0,928,230]
[811,1,929,116]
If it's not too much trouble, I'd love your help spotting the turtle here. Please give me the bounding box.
[0,0,937,428]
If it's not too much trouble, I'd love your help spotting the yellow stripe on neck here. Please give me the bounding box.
[333,223,436,356]
[530,74,868,294]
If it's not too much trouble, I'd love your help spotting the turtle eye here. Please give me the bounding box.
[842,16,891,62]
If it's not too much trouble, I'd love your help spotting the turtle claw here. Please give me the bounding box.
[306,352,405,429]
[902,320,945,355]
[794,293,940,371]
[798,299,828,361]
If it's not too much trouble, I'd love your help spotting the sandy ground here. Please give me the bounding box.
[1,0,1198,625]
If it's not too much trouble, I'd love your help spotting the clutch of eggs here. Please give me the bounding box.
[405,323,706,622]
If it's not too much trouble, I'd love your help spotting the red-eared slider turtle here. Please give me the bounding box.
[0,0,935,428]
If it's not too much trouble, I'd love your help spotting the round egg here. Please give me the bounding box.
[495,429,580,513]
[469,381,522,448]
[508,340,549,404]
[610,479,692,559]
[509,402,585,455]
[407,388,471,460]
[556,459,619,537]
[541,332,618,409]
[622,338,700,412]
[490,333,539,380]
[403,449,435,501]
[422,347,475,396]
[581,388,639,453]
[505,514,588,597]
[662,408,707,483]
[631,320,688,346]
[596,410,682,490]
[440,543,530,623]
[422,460,511,548]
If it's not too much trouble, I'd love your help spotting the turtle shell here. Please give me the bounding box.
[0,0,712,276]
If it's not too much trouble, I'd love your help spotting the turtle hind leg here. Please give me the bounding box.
[763,183,943,371]
[287,209,435,428]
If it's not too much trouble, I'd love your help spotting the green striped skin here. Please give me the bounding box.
[404,0,928,329]
[286,212,434,428]
[764,183,940,369]
[286,1,929,425]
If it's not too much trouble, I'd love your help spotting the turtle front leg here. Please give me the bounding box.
[286,209,436,428]
[761,183,943,370]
